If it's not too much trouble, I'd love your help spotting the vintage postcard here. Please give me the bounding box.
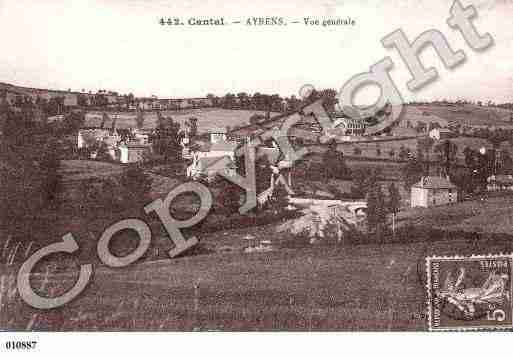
[1,0,513,348]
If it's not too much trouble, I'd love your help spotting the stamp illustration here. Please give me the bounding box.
[426,254,513,331]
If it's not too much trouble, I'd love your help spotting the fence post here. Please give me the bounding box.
[8,242,21,266]
[24,241,34,259]
[0,275,5,326]
[2,235,12,260]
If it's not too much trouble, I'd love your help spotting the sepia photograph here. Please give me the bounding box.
[1,1,513,353]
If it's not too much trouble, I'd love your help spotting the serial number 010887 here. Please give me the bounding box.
[4,341,37,350]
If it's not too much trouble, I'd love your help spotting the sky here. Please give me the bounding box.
[0,0,512,103]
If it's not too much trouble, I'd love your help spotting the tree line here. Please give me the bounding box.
[207,88,339,113]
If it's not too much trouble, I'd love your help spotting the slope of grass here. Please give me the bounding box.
[3,229,513,331]
[414,104,513,127]
[397,194,513,234]
[84,108,279,133]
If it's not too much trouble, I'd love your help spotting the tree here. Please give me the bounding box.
[255,156,273,195]
[237,92,249,109]
[434,140,458,177]
[351,167,380,198]
[93,141,111,161]
[322,141,350,180]
[450,166,474,197]
[39,141,62,206]
[206,93,216,107]
[308,88,338,113]
[398,145,410,161]
[77,178,100,214]
[270,182,289,213]
[136,110,145,129]
[366,183,388,237]
[319,88,338,113]
[188,117,198,138]
[463,146,476,168]
[216,177,241,216]
[387,183,401,236]
[500,151,513,174]
[428,122,441,131]
[62,111,85,134]
[415,121,427,133]
[153,115,182,161]
[0,109,62,227]
[417,137,434,173]
[249,113,265,125]
[222,93,236,109]
[402,156,424,191]
[77,93,89,107]
[119,164,152,204]
[100,179,122,210]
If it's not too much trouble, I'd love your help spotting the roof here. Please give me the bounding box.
[198,156,235,171]
[209,140,238,152]
[120,141,151,149]
[191,140,212,152]
[208,127,227,134]
[431,128,453,133]
[489,175,513,184]
[256,147,281,164]
[412,176,457,189]
[79,129,111,143]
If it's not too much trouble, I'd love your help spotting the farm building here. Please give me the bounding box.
[411,176,457,208]
[77,128,122,160]
[119,142,152,164]
[330,117,366,136]
[209,127,228,143]
[78,129,118,149]
[186,139,238,179]
[187,155,236,179]
[487,174,513,191]
[429,128,454,140]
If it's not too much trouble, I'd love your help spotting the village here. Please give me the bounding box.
[3,81,513,239]
[2,80,513,330]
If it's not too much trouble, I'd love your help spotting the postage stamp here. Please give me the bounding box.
[426,254,513,331]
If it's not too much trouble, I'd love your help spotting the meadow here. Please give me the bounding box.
[413,104,513,128]
[397,193,513,234]
[84,108,279,133]
[2,226,512,331]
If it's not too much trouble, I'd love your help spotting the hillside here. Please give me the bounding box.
[3,227,512,330]
[83,108,279,133]
[413,104,513,128]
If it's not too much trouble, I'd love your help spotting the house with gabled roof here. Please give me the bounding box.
[186,155,236,179]
[487,174,513,191]
[186,138,239,180]
[119,141,152,164]
[411,176,458,207]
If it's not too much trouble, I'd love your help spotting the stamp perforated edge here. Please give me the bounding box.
[426,253,513,332]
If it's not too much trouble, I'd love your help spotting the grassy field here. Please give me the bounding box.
[85,108,279,133]
[413,104,513,127]
[397,193,513,234]
[2,226,512,331]
[60,160,124,182]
